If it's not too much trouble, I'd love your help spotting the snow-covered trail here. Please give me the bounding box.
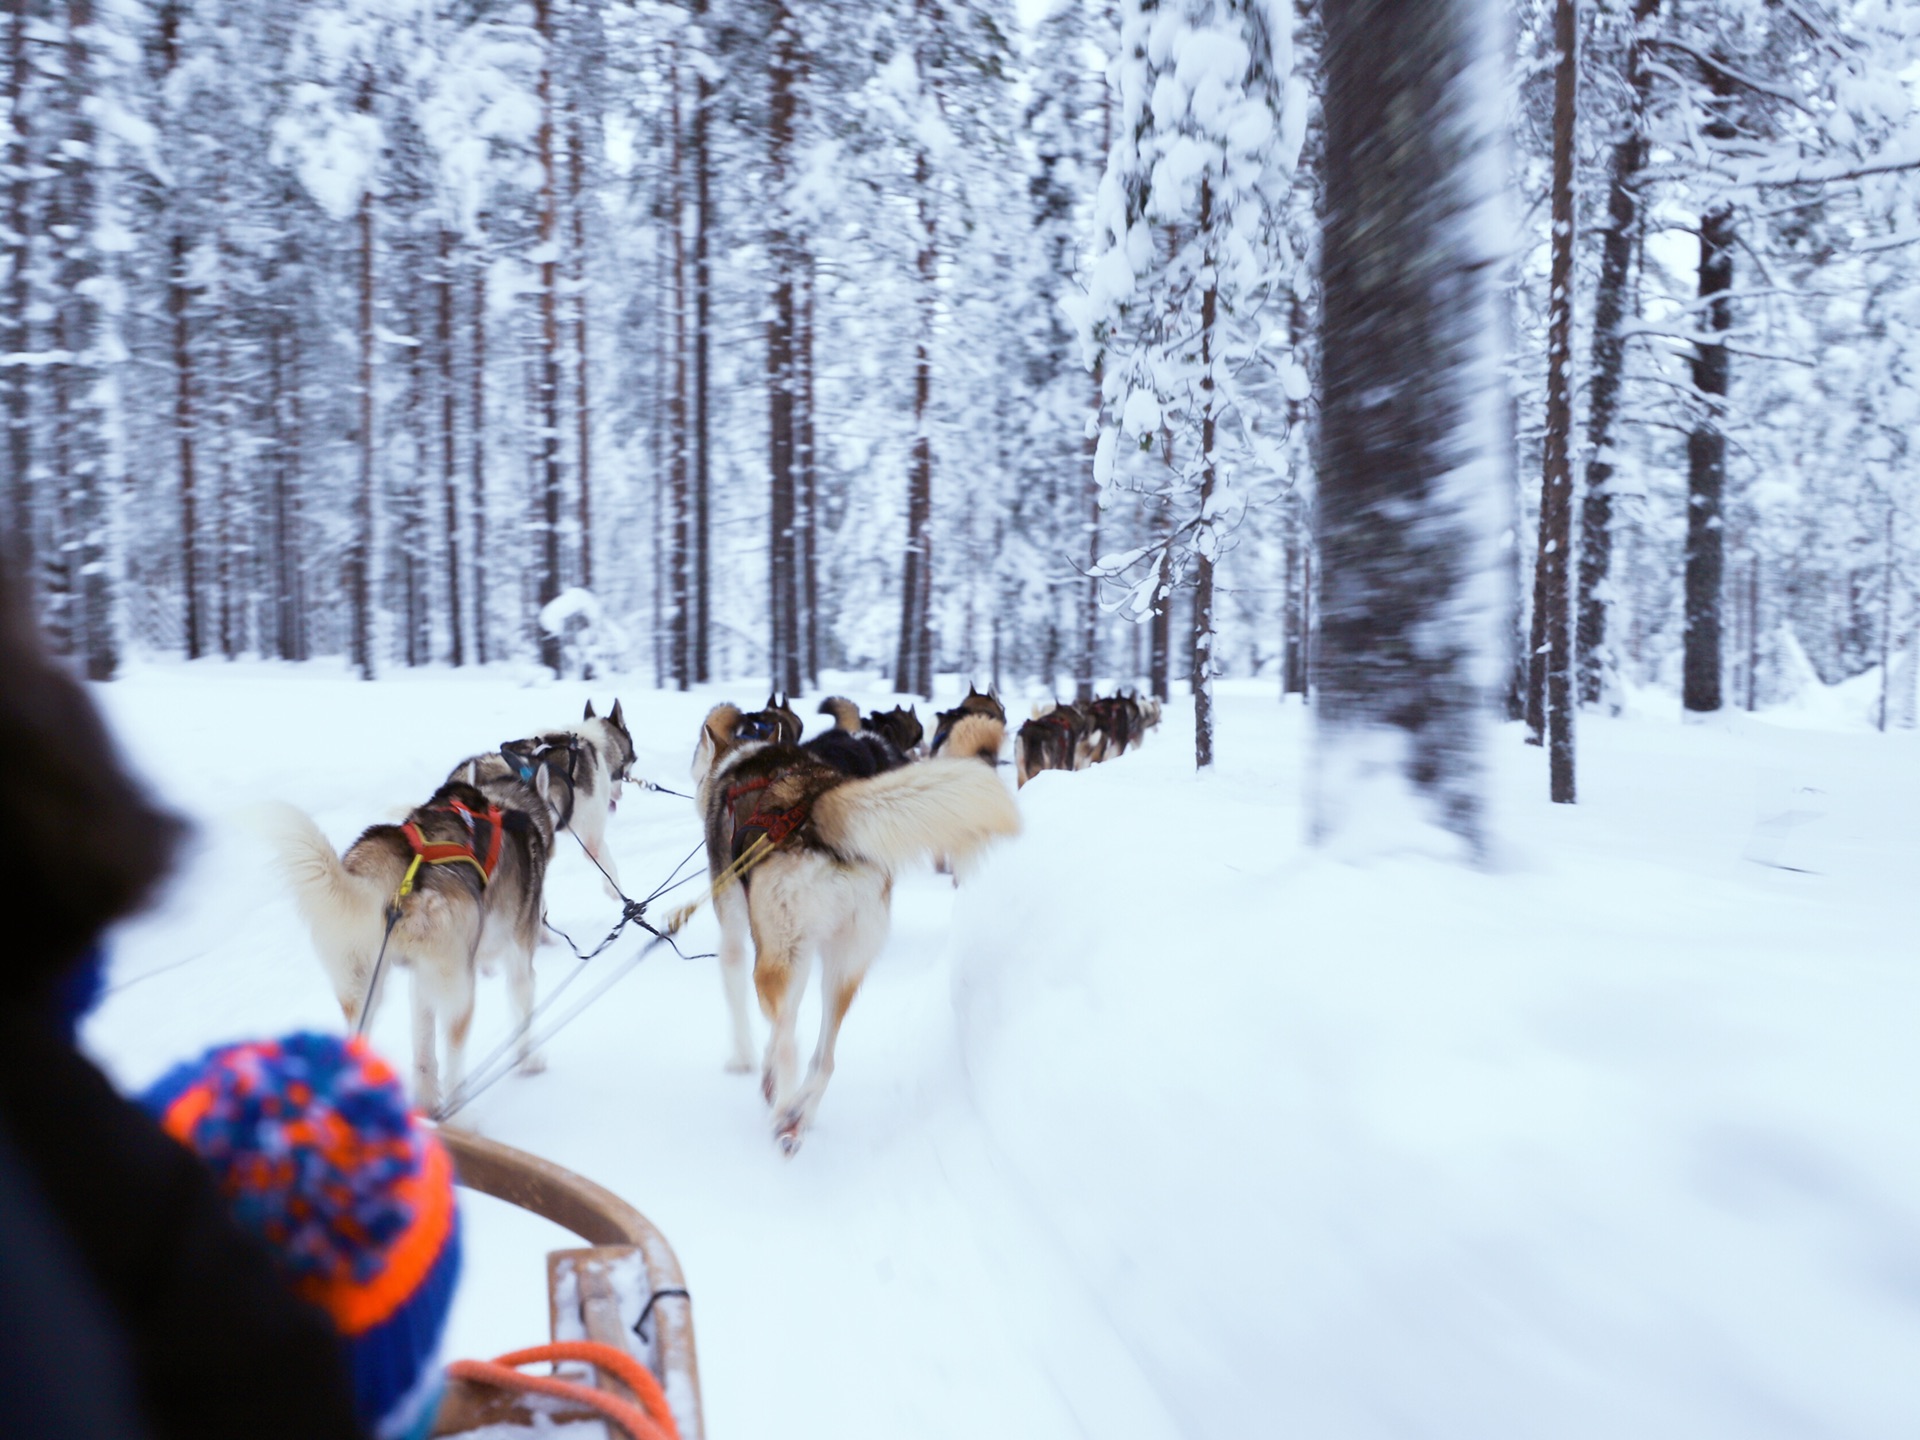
[79,662,1920,1438]
[83,664,1182,1440]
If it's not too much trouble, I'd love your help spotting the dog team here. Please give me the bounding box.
[264,685,1155,1154]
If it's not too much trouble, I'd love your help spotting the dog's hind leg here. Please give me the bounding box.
[751,920,810,1115]
[408,970,442,1113]
[774,882,887,1157]
[715,883,756,1074]
[508,934,544,1077]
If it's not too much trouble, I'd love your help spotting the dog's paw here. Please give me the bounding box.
[761,1067,778,1106]
[516,1051,548,1077]
[774,1109,807,1157]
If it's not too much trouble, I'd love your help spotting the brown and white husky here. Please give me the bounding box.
[259,775,560,1112]
[690,702,1020,1154]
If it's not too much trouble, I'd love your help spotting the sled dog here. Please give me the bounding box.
[260,776,560,1112]
[929,686,1006,758]
[691,702,1020,1154]
[452,700,634,899]
[813,696,913,777]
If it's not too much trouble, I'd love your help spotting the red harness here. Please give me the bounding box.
[723,774,812,861]
[401,798,506,886]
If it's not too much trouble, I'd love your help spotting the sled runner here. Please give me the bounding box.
[430,1127,705,1440]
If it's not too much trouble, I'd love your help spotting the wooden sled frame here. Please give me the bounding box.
[430,1126,706,1440]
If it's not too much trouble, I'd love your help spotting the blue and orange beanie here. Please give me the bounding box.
[142,1032,461,1440]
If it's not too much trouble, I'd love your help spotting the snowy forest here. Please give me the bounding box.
[7,0,1920,783]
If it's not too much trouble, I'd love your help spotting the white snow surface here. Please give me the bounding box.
[82,665,1920,1440]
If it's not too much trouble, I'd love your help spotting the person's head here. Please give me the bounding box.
[0,567,180,1014]
[143,1032,461,1440]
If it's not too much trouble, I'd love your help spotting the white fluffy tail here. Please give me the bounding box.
[248,802,390,1010]
[811,758,1020,874]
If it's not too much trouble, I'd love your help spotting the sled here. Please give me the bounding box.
[430,1126,706,1440]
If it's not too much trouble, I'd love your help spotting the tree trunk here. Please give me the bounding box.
[470,235,489,666]
[1683,198,1734,713]
[1148,545,1171,701]
[1077,360,1101,703]
[1192,179,1219,770]
[569,107,591,594]
[59,0,113,678]
[668,44,690,690]
[897,145,936,700]
[1528,0,1576,802]
[1314,0,1505,857]
[351,80,376,681]
[1575,0,1659,706]
[691,0,714,683]
[767,4,800,695]
[436,228,464,665]
[798,254,820,685]
[3,0,30,590]
[534,0,563,676]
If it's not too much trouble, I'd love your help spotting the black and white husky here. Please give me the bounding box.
[449,698,636,900]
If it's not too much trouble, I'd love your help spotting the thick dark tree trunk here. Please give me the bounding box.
[1575,0,1659,705]
[534,0,563,676]
[1315,0,1504,856]
[1527,0,1576,802]
[1683,199,1734,713]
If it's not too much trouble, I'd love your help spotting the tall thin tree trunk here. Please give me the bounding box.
[1528,0,1576,802]
[3,0,30,589]
[1192,179,1219,770]
[569,108,592,593]
[668,44,690,690]
[691,0,714,683]
[1878,503,1895,733]
[798,255,819,685]
[1683,117,1735,713]
[438,228,464,665]
[897,146,935,699]
[767,4,800,695]
[470,235,489,665]
[351,81,376,680]
[534,0,564,675]
[59,0,112,677]
[1077,360,1101,703]
[1149,544,1171,701]
[1314,0,1505,856]
[1745,550,1760,711]
[1575,0,1659,705]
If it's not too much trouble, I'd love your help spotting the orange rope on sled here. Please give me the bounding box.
[446,1340,680,1440]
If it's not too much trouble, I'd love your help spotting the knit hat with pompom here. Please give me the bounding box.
[143,1032,460,1440]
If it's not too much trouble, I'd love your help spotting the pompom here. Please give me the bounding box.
[158,1033,424,1289]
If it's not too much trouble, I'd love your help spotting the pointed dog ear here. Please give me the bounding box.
[610,697,625,730]
[584,699,597,720]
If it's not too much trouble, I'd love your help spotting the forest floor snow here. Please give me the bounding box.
[83,663,1920,1440]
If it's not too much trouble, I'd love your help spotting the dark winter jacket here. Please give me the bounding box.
[0,1003,370,1440]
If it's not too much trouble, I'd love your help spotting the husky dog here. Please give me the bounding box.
[1015,701,1091,787]
[865,704,924,756]
[814,696,913,777]
[261,777,560,1111]
[692,702,1020,1154]
[1086,693,1144,763]
[755,692,805,746]
[929,686,1005,758]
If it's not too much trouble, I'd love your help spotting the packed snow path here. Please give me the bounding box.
[86,666,1920,1439]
